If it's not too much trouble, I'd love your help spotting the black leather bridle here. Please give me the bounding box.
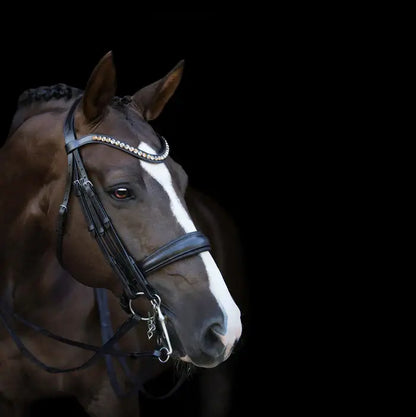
[56,97,211,360]
[0,97,211,385]
[58,98,210,301]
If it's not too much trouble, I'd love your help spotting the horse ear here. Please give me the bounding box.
[133,60,184,121]
[82,51,117,122]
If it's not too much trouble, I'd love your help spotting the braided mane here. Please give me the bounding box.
[18,84,82,107]
[8,84,133,138]
[17,83,132,109]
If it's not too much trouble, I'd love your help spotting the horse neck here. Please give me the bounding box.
[0,97,78,308]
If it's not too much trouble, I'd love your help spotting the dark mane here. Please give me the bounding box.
[18,83,133,110]
[17,83,82,108]
[9,84,133,138]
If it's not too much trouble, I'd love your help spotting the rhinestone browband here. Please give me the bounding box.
[65,133,170,163]
[91,134,169,161]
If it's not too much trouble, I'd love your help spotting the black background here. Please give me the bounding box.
[1,13,274,416]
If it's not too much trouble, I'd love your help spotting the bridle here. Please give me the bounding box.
[0,96,211,387]
[56,97,211,361]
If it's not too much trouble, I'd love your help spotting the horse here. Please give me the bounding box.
[0,51,244,417]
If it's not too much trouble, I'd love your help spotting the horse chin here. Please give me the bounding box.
[178,353,227,369]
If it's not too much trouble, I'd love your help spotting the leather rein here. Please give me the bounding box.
[0,97,211,393]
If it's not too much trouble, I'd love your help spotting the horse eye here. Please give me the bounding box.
[112,187,131,200]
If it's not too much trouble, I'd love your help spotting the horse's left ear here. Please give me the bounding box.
[133,60,184,121]
[82,51,117,122]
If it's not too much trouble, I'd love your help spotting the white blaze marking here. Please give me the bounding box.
[139,142,242,354]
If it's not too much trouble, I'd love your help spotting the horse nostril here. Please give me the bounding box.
[200,322,226,358]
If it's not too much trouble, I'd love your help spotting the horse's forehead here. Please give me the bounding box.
[82,106,162,170]
[98,106,155,143]
[82,111,185,186]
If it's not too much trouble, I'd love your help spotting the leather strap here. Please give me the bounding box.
[0,303,159,374]
[65,134,168,160]
[95,288,144,397]
[141,231,211,274]
[95,288,186,399]
[56,96,79,265]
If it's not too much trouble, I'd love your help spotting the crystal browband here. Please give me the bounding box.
[65,133,169,163]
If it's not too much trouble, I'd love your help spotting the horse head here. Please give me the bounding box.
[46,52,243,369]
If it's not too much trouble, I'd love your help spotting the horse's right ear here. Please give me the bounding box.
[82,51,117,122]
[133,60,184,121]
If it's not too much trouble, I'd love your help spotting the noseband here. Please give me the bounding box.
[56,97,211,362]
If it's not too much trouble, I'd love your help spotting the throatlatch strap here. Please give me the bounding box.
[56,96,80,265]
